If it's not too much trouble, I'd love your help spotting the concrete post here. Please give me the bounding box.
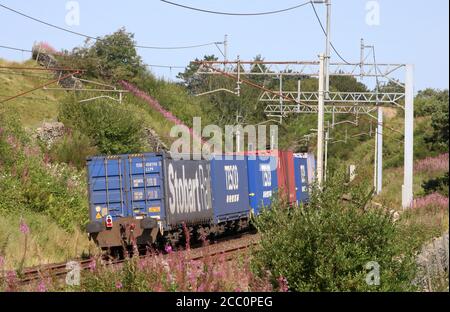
[317,54,325,187]
[376,107,383,194]
[402,65,414,209]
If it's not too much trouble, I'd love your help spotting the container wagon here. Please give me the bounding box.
[86,153,168,251]
[85,150,314,253]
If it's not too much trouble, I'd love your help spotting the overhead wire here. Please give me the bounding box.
[136,42,221,50]
[146,64,185,69]
[0,70,80,104]
[0,93,57,101]
[0,70,54,79]
[0,45,185,71]
[160,0,312,16]
[0,44,188,71]
[0,45,32,53]
[0,3,223,51]
[159,1,352,64]
[309,1,351,65]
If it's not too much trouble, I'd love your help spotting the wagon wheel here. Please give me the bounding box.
[196,226,211,244]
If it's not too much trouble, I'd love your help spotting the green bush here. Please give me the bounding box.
[415,89,449,117]
[0,111,88,230]
[421,172,449,197]
[49,130,98,169]
[425,100,449,152]
[59,96,145,155]
[252,172,417,291]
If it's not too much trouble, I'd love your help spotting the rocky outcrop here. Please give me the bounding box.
[35,122,65,148]
[32,45,83,90]
[145,127,168,152]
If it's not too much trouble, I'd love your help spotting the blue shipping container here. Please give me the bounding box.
[86,153,166,222]
[293,153,310,204]
[210,156,250,223]
[125,154,166,222]
[246,153,278,215]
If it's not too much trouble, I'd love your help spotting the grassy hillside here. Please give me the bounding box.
[0,59,61,128]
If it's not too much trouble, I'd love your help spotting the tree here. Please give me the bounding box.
[330,75,368,92]
[61,28,146,82]
[415,88,449,117]
[177,54,268,126]
[177,55,219,94]
[426,100,449,151]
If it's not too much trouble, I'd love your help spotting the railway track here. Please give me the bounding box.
[14,233,259,286]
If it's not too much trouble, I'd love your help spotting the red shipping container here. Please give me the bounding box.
[276,150,297,205]
[227,149,297,205]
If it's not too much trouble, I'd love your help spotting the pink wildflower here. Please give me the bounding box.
[19,219,30,235]
[35,41,57,54]
[6,270,17,291]
[88,259,96,272]
[115,281,123,289]
[6,135,20,150]
[197,282,206,292]
[415,153,449,174]
[278,276,289,292]
[138,259,146,270]
[37,280,47,292]
[165,245,173,254]
[413,193,449,210]
[213,267,226,279]
[43,153,51,164]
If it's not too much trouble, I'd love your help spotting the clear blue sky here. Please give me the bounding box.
[0,0,448,91]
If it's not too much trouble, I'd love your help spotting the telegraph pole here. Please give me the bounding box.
[317,54,326,187]
[224,34,228,63]
[325,0,331,95]
[223,34,228,71]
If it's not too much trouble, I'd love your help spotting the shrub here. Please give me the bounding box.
[423,98,449,152]
[49,130,97,169]
[0,112,88,230]
[252,172,417,291]
[421,172,449,197]
[59,96,145,155]
[415,89,449,117]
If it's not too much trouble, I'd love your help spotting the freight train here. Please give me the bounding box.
[85,151,315,255]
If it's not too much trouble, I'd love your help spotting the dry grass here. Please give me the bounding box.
[0,59,62,129]
[0,212,96,270]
